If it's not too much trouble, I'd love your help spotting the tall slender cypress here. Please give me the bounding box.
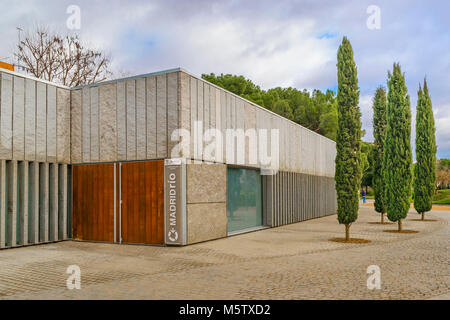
[335,37,362,241]
[385,63,412,231]
[372,87,387,223]
[414,79,436,220]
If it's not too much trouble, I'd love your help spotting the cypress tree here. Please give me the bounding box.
[372,87,387,223]
[335,37,362,241]
[414,79,436,220]
[385,63,412,231]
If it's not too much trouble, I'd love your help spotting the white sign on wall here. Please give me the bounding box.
[164,158,187,245]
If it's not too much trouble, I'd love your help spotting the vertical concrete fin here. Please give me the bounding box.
[58,164,68,240]
[28,161,39,244]
[39,162,49,242]
[49,163,59,241]
[18,161,29,245]
[0,160,6,248]
[7,160,18,246]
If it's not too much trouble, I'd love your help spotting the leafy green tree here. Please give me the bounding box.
[335,37,362,241]
[319,102,338,141]
[385,63,413,231]
[272,99,293,120]
[372,87,388,222]
[414,79,436,220]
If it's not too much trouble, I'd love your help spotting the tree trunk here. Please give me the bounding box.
[345,224,350,241]
[381,213,384,224]
[421,212,425,221]
[398,219,402,231]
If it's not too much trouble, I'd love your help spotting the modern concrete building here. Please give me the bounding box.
[0,67,336,249]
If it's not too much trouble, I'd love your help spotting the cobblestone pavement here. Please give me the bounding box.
[0,206,448,300]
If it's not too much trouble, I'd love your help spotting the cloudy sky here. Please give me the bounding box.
[1,0,449,158]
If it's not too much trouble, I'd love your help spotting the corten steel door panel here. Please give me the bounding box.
[72,163,115,242]
[121,161,164,245]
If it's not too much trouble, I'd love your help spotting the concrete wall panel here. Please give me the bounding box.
[0,73,13,159]
[187,203,227,244]
[156,74,167,158]
[210,86,216,134]
[81,88,91,162]
[13,77,25,160]
[136,78,146,159]
[219,90,226,163]
[24,79,36,161]
[71,90,82,163]
[203,84,210,139]
[186,163,226,203]
[89,87,99,161]
[99,83,117,162]
[167,72,178,158]
[117,81,127,161]
[126,80,136,160]
[179,72,191,158]
[197,80,204,160]
[203,84,213,162]
[57,88,71,163]
[46,85,57,162]
[186,161,227,244]
[36,82,47,162]
[189,77,197,160]
[214,88,221,162]
[146,76,157,159]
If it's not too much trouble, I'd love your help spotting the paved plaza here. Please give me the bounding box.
[0,206,448,299]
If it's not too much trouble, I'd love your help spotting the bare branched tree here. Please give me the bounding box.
[14,26,111,86]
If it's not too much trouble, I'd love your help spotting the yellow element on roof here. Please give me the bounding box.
[0,61,14,71]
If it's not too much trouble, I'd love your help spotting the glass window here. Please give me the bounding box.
[227,168,262,233]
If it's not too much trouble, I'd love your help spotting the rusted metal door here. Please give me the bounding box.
[120,161,164,245]
[72,163,115,242]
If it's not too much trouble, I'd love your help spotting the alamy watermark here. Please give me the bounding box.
[66,5,81,30]
[366,265,381,290]
[170,121,280,174]
[366,5,381,30]
[66,265,81,290]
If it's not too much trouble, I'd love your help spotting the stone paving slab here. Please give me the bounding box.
[0,206,448,299]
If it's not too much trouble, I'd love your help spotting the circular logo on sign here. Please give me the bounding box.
[168,228,178,242]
